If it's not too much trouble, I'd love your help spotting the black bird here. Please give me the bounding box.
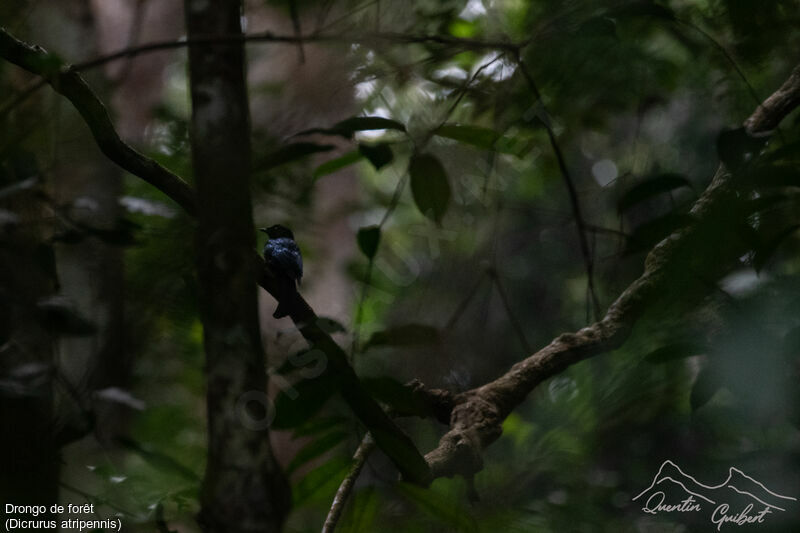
[260,224,303,318]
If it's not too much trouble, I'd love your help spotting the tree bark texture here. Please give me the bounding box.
[184,1,290,531]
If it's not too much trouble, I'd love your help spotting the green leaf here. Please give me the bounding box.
[293,457,351,506]
[287,430,349,474]
[296,116,406,139]
[434,123,501,150]
[363,323,440,350]
[396,482,478,533]
[617,173,693,213]
[292,415,349,438]
[271,373,341,429]
[313,150,363,179]
[356,226,381,259]
[409,153,451,224]
[644,341,707,364]
[448,19,476,38]
[690,366,721,412]
[358,143,393,170]
[116,437,199,482]
[338,487,380,533]
[259,142,335,169]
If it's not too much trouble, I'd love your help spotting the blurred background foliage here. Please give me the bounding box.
[2,0,800,531]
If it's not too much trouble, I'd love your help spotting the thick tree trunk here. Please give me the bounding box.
[184,1,290,532]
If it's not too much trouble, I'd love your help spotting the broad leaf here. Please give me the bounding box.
[409,153,451,224]
[313,150,362,179]
[434,124,501,151]
[272,373,341,429]
[296,116,406,138]
[287,430,349,474]
[358,142,393,170]
[356,226,381,259]
[617,173,693,213]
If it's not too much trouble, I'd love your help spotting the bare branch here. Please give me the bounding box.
[0,25,430,487]
[423,63,800,480]
[0,28,197,215]
[322,433,376,533]
[514,53,603,321]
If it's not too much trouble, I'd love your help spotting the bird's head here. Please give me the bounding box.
[260,224,295,240]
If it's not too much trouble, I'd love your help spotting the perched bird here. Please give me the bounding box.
[260,224,303,318]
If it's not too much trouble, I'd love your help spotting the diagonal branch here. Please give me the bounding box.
[0,26,430,487]
[0,28,197,215]
[423,63,800,480]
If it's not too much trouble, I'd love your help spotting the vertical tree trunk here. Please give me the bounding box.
[184,1,290,532]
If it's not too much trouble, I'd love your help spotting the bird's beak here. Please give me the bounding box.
[258,228,268,234]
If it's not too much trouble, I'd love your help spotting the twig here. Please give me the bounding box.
[65,31,521,74]
[422,63,800,480]
[514,52,602,322]
[488,268,532,354]
[444,272,487,330]
[0,28,197,215]
[0,26,431,486]
[322,433,376,533]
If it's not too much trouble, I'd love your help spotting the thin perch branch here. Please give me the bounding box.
[514,53,603,321]
[322,433,376,533]
[423,63,800,480]
[0,26,430,487]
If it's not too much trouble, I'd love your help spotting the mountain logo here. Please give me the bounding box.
[632,460,796,529]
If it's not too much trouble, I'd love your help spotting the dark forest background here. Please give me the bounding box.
[2,0,800,531]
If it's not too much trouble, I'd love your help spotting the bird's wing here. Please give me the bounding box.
[266,240,303,281]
